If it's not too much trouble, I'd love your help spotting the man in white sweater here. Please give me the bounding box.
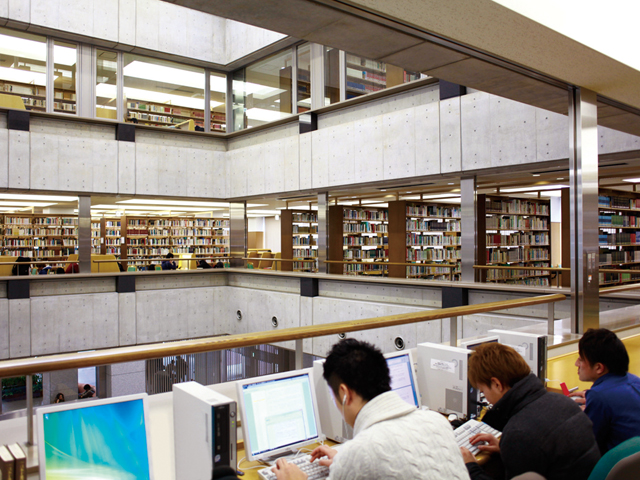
[272,339,469,480]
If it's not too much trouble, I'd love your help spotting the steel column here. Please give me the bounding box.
[77,44,94,118]
[310,43,325,110]
[78,196,92,274]
[317,193,329,273]
[26,374,34,445]
[569,88,599,333]
[450,317,458,347]
[460,176,477,282]
[295,339,303,370]
[229,202,247,268]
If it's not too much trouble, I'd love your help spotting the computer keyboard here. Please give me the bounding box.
[257,454,330,480]
[454,419,502,455]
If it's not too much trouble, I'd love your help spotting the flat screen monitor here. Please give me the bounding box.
[237,370,323,462]
[36,393,154,480]
[385,350,420,408]
[459,336,500,351]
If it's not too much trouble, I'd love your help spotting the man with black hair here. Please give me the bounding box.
[571,328,640,453]
[272,338,468,480]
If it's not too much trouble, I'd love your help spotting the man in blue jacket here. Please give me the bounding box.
[571,328,640,454]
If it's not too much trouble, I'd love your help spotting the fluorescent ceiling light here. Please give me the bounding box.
[501,184,568,193]
[246,108,291,123]
[275,206,319,211]
[0,207,20,211]
[123,86,223,110]
[623,177,640,183]
[0,66,47,86]
[92,204,223,212]
[422,193,462,200]
[0,202,55,207]
[523,191,563,197]
[123,61,226,95]
[245,210,281,215]
[117,199,230,208]
[0,34,46,61]
[0,194,78,202]
[96,83,117,99]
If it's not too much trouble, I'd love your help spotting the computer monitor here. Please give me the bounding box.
[459,335,500,351]
[488,329,548,380]
[416,342,479,420]
[36,393,154,480]
[313,349,420,443]
[236,370,324,462]
[385,350,421,408]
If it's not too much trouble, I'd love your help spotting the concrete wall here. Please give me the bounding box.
[0,0,286,65]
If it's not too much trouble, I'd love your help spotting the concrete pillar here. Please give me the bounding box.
[460,176,477,282]
[78,195,91,273]
[317,192,329,273]
[229,202,247,268]
[42,369,78,404]
[105,361,146,398]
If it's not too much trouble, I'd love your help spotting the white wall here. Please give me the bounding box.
[264,216,281,253]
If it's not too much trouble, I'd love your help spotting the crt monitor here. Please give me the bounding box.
[36,393,154,480]
[236,369,324,462]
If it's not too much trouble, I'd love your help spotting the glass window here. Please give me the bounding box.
[296,44,311,113]
[345,53,427,100]
[324,46,340,106]
[0,28,47,111]
[96,49,118,120]
[53,41,77,114]
[210,71,226,132]
[233,49,293,130]
[123,54,205,131]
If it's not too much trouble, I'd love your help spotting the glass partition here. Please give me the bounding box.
[53,41,77,114]
[296,44,311,113]
[0,28,47,111]
[123,54,205,130]
[346,52,426,100]
[210,71,226,132]
[324,46,340,106]
[232,49,294,130]
[96,49,118,120]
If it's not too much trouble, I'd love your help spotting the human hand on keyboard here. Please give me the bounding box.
[309,445,337,467]
[469,433,500,454]
[271,458,308,480]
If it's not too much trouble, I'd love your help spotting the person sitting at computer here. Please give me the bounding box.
[569,328,640,454]
[271,338,469,480]
[462,343,600,480]
[161,253,178,270]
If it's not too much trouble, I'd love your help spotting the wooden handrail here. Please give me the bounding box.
[326,260,457,268]
[600,282,640,294]
[0,293,566,377]
[0,260,78,265]
[241,258,316,263]
[474,265,570,272]
[92,257,232,263]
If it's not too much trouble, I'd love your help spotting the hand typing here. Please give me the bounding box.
[469,432,500,454]
[272,459,308,480]
[309,445,338,467]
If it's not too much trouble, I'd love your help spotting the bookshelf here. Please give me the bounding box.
[2,214,78,260]
[104,219,122,256]
[1,81,46,111]
[388,201,461,281]
[280,210,318,272]
[480,195,551,286]
[91,220,101,254]
[328,206,389,276]
[598,188,640,286]
[126,100,226,131]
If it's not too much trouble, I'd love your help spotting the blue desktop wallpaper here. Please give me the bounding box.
[42,399,151,480]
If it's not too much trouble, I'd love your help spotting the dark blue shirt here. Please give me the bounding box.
[585,372,640,453]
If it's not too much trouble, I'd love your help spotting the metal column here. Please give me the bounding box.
[78,196,91,274]
[317,193,329,273]
[229,202,247,268]
[310,43,325,110]
[569,88,599,333]
[460,176,477,283]
[77,44,94,118]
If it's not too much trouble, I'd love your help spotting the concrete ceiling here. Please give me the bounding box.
[163,0,640,136]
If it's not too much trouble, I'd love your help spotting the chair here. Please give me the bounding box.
[588,437,640,480]
[258,251,273,269]
[247,251,260,268]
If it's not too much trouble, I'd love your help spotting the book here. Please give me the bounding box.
[0,445,15,480]
[7,443,26,480]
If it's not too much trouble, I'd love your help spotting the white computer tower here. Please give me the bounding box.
[173,382,237,479]
[488,329,548,380]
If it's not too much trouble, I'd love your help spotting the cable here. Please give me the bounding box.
[237,456,266,471]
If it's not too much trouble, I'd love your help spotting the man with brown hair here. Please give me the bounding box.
[462,343,600,480]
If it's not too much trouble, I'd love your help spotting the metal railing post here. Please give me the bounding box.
[26,374,34,445]
[450,316,458,347]
[547,302,555,335]
[295,339,303,370]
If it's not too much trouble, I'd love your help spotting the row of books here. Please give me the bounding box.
[346,80,384,93]
[486,198,549,215]
[600,250,640,265]
[599,195,640,209]
[343,250,388,259]
[486,233,550,247]
[486,268,551,282]
[488,276,551,287]
[599,214,640,228]
[599,270,640,285]
[293,248,318,257]
[343,235,387,246]
[407,248,460,261]
[0,249,76,257]
[346,68,387,85]
[0,443,26,480]
[293,237,316,246]
[406,205,461,218]
[346,55,386,72]
[486,247,550,263]
[54,101,76,111]
[406,266,455,277]
[599,233,639,246]
[292,213,317,223]
[343,209,388,221]
[406,232,461,246]
[343,222,388,233]
[486,216,548,230]
[344,263,386,274]
[406,219,460,232]
[292,226,318,234]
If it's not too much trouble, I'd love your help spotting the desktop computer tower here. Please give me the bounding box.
[488,329,548,381]
[173,382,237,479]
